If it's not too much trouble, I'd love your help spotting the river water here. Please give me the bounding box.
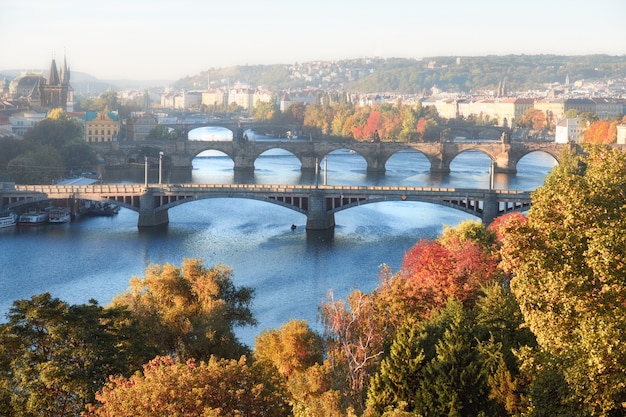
[0,144,557,346]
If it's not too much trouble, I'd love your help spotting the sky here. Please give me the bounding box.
[1,0,625,81]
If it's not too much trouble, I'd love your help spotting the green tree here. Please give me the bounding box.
[7,146,65,184]
[501,145,626,415]
[366,299,499,417]
[23,112,83,148]
[111,258,256,361]
[0,293,154,417]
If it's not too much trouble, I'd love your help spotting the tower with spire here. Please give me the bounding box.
[39,55,73,111]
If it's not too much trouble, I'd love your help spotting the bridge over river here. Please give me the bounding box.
[2,183,531,230]
[91,139,573,175]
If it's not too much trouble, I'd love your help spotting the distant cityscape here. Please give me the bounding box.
[1,55,626,144]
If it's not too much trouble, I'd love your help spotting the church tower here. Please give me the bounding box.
[39,55,72,111]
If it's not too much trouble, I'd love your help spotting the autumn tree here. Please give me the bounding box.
[501,145,626,415]
[111,258,256,361]
[583,119,618,144]
[0,293,154,417]
[254,320,345,417]
[84,355,289,417]
[376,220,503,327]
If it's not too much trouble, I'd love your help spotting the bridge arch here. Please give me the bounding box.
[330,196,486,220]
[154,193,308,215]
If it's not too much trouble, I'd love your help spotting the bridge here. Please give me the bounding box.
[2,183,532,230]
[90,139,571,175]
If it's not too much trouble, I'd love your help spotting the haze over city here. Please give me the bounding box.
[2,0,625,81]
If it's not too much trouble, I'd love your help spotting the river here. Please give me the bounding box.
[0,144,557,346]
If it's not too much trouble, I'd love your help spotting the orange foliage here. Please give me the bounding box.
[583,120,618,144]
[377,234,502,326]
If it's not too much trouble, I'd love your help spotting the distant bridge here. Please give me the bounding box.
[90,139,571,175]
[2,183,532,230]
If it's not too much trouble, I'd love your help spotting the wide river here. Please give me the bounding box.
[0,141,557,346]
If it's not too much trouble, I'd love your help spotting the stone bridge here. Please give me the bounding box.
[90,139,571,175]
[3,183,531,230]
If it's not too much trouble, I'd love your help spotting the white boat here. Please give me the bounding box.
[18,209,49,226]
[48,207,72,223]
[0,210,17,228]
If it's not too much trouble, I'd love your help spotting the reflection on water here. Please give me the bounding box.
[0,149,557,345]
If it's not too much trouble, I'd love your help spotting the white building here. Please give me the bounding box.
[617,124,626,145]
[555,116,582,144]
[8,110,47,137]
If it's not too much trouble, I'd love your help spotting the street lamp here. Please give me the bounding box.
[159,151,164,184]
[144,155,148,187]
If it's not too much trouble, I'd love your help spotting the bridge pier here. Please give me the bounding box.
[137,189,169,227]
[481,191,499,225]
[306,190,335,230]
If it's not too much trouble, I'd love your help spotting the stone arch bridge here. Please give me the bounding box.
[3,183,531,230]
[90,140,570,175]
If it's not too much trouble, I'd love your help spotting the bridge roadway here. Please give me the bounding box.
[91,139,573,174]
[3,183,532,230]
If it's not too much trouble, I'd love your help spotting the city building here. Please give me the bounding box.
[617,124,626,145]
[126,112,158,141]
[555,116,582,143]
[85,110,120,142]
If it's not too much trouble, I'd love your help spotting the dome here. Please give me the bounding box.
[188,126,233,141]
[8,74,45,98]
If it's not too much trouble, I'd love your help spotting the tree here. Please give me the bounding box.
[0,293,154,417]
[320,290,389,414]
[254,320,345,417]
[23,110,83,148]
[377,220,503,327]
[111,258,256,361]
[7,146,65,184]
[84,355,290,417]
[501,145,626,415]
[366,299,500,417]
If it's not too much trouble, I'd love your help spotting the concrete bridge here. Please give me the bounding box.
[2,183,531,230]
[90,139,570,175]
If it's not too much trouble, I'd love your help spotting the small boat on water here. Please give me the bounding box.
[0,210,17,228]
[18,209,49,226]
[86,202,120,216]
[48,207,72,223]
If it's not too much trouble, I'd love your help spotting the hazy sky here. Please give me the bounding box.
[2,0,625,81]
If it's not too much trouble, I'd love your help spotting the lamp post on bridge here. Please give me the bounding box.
[159,151,164,184]
[144,155,148,187]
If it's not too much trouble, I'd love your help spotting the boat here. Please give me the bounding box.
[0,210,17,228]
[86,202,120,216]
[48,206,72,223]
[18,209,49,225]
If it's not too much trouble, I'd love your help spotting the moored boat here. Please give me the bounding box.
[86,202,120,216]
[0,210,18,228]
[48,207,72,223]
[18,209,49,226]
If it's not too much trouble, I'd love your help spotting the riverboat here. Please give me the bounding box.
[18,209,49,225]
[48,207,72,223]
[0,210,17,228]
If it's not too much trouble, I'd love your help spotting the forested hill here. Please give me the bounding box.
[174,55,626,94]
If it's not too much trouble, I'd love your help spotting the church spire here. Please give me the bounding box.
[47,58,60,86]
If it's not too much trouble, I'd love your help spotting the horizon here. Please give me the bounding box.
[2,0,625,81]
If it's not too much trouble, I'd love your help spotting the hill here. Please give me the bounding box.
[173,55,626,94]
